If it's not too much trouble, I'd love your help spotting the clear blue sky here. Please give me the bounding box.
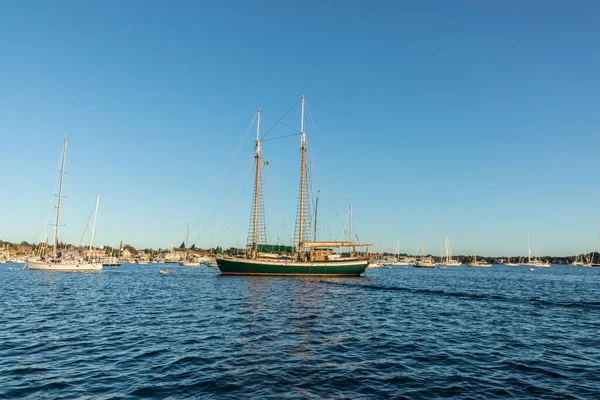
[1,1,599,256]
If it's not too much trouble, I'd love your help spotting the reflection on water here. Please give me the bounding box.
[1,263,599,398]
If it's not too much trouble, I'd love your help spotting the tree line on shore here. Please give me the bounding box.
[2,239,598,264]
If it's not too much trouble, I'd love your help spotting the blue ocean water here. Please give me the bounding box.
[1,263,599,399]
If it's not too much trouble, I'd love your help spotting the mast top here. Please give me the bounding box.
[256,108,261,142]
[255,108,262,157]
[300,95,306,149]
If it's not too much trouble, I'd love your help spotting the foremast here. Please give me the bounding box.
[53,139,68,257]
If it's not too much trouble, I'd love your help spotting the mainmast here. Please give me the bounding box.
[474,236,477,262]
[251,108,262,259]
[54,139,68,257]
[298,95,307,257]
[88,195,100,260]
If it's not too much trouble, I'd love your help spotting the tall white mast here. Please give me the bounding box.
[53,139,68,257]
[474,236,477,262]
[88,195,100,260]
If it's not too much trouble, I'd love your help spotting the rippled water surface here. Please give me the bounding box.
[1,263,600,399]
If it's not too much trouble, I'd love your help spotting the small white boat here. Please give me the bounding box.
[504,257,519,266]
[159,269,170,275]
[179,260,200,266]
[414,258,437,268]
[367,261,384,269]
[101,256,121,267]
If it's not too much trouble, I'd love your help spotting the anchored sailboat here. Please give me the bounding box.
[467,236,491,267]
[27,139,102,272]
[519,233,550,268]
[180,223,200,266]
[437,237,462,267]
[413,238,436,268]
[216,97,372,276]
[384,241,413,266]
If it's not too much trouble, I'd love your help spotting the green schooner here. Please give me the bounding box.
[216,96,372,276]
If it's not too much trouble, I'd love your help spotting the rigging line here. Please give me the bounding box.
[66,141,84,200]
[191,151,255,247]
[262,109,301,137]
[261,132,300,142]
[78,202,96,247]
[261,97,301,140]
[304,106,353,239]
[339,212,349,242]
[305,142,347,237]
[34,153,63,243]
[262,156,292,244]
[188,113,257,236]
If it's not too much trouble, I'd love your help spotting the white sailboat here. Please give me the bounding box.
[180,223,200,266]
[413,238,436,268]
[571,251,584,266]
[467,236,491,267]
[27,140,102,272]
[437,237,462,267]
[384,241,412,266]
[505,257,520,266]
[520,233,550,268]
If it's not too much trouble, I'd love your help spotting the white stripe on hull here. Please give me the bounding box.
[27,261,102,272]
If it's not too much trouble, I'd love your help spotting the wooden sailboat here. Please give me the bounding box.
[27,139,102,272]
[467,236,491,267]
[216,97,372,276]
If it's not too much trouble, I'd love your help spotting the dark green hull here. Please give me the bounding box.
[216,257,369,276]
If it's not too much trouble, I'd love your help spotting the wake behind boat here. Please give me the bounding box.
[216,97,372,276]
